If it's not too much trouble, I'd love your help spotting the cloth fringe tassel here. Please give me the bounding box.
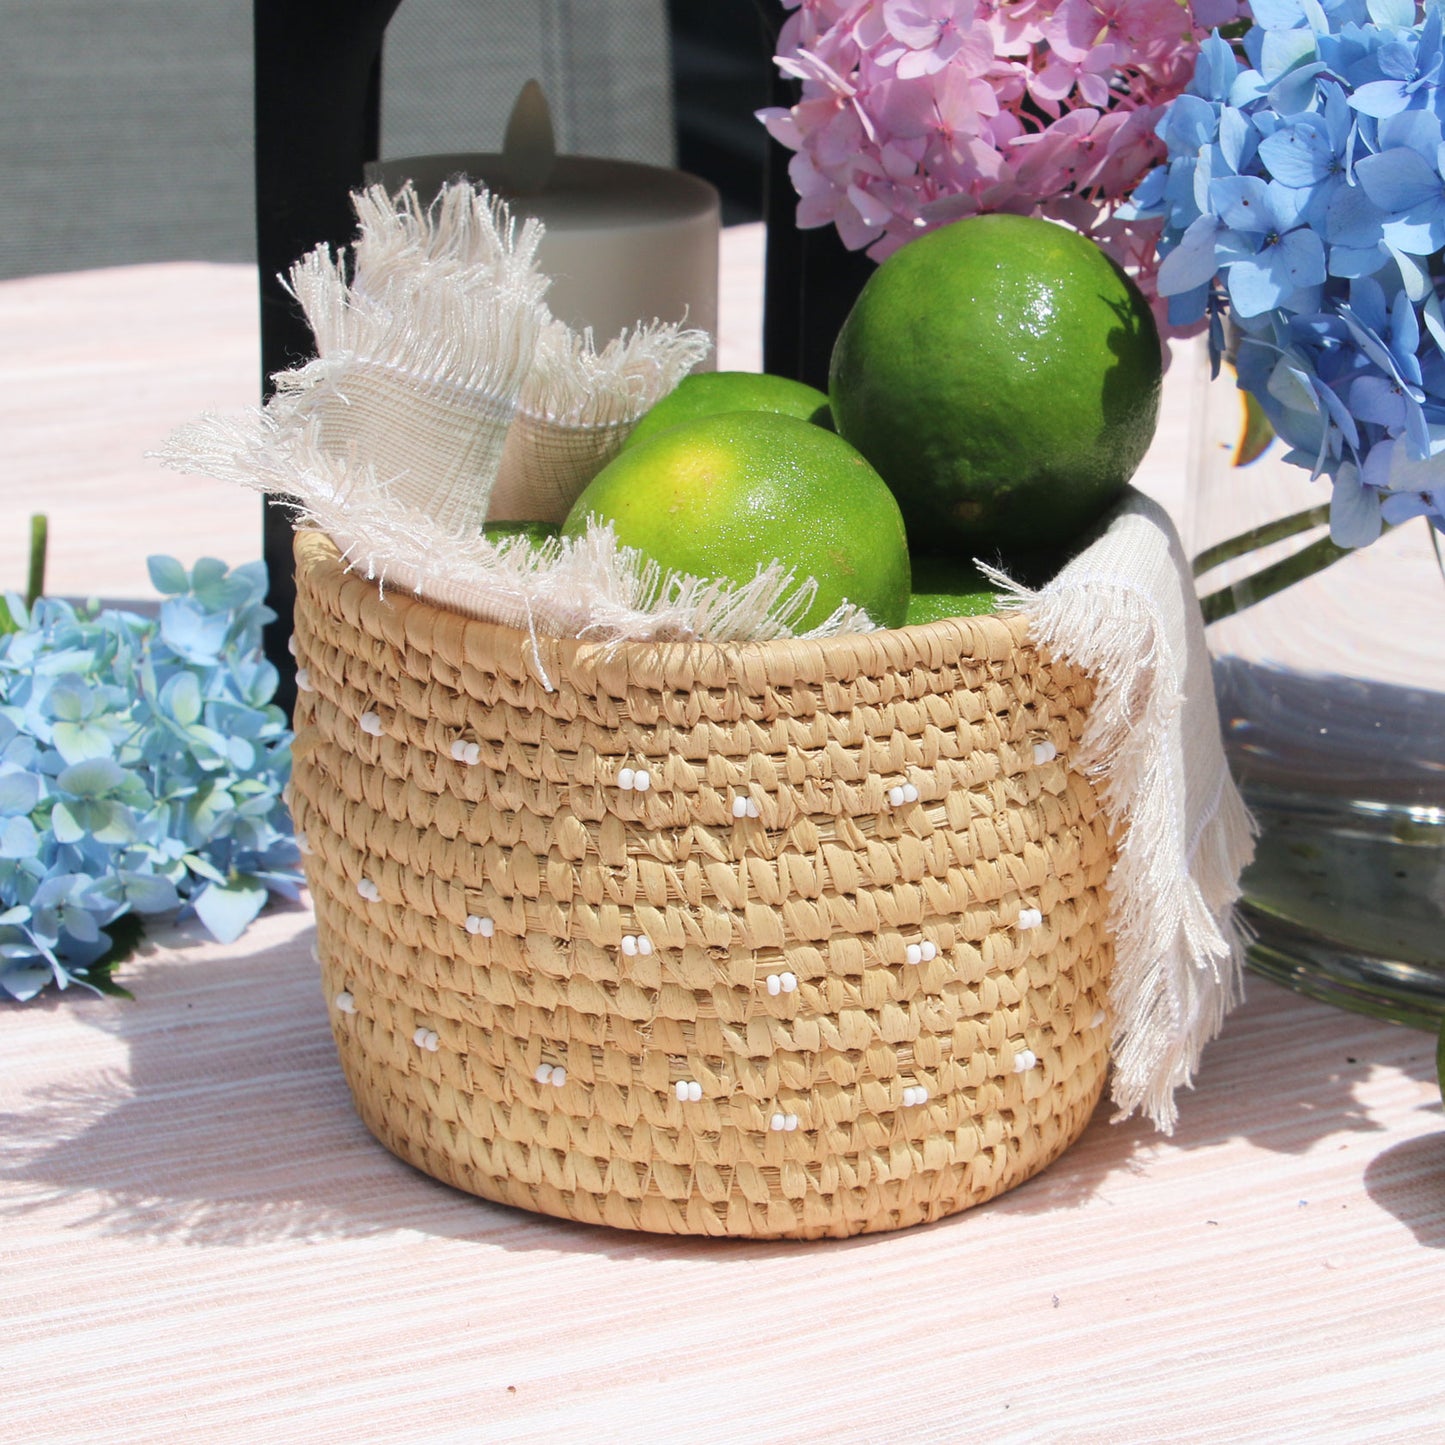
[985,490,1257,1132]
[156,177,830,655]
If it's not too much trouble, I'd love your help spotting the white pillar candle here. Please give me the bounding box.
[367,86,720,361]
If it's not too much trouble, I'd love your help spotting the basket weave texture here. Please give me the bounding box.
[290,530,1116,1239]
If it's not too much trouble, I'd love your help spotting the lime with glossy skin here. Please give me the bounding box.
[561,410,910,631]
[622,371,832,452]
[905,556,1000,623]
[829,213,1162,554]
[483,520,560,544]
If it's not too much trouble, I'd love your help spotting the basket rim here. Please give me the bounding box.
[293,528,1038,689]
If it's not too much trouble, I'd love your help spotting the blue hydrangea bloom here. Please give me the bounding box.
[1136,0,1445,543]
[0,558,300,1002]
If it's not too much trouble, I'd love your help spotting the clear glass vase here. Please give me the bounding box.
[1185,340,1445,1029]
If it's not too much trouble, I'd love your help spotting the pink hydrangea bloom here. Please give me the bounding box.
[759,0,1245,329]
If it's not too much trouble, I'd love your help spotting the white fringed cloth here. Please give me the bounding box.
[991,489,1257,1133]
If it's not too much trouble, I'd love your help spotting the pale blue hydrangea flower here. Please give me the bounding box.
[0,558,300,1002]
[1131,0,1445,544]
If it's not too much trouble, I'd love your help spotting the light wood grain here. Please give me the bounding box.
[1,233,1441,1445]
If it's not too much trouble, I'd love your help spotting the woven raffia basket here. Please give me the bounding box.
[289,529,1115,1239]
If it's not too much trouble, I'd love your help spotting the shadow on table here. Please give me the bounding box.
[992,973,1440,1219]
[1363,1133,1445,1249]
[1,912,1434,1256]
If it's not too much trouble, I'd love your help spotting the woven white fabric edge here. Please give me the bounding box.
[986,488,1257,1133]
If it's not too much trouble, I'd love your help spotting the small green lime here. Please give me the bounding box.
[905,556,1000,624]
[622,371,832,452]
[482,520,560,544]
[562,410,910,631]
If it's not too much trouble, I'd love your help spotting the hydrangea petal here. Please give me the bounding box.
[1260,27,1320,83]
[1349,79,1416,118]
[1391,287,1420,359]
[0,815,38,859]
[1217,107,1256,174]
[1267,61,1330,116]
[1421,291,1445,352]
[1329,468,1384,545]
[49,801,83,846]
[0,771,41,815]
[1158,215,1225,294]
[1,964,54,1002]
[46,680,90,725]
[1377,109,1443,158]
[123,874,180,913]
[1368,0,1417,28]
[192,879,268,945]
[58,756,128,798]
[1349,374,1408,426]
[161,671,203,727]
[1380,489,1445,524]
[1379,212,1445,255]
[1166,283,1213,328]
[1192,30,1240,99]
[1210,174,1273,231]
[1228,254,1297,315]
[1161,94,1221,154]
[1355,147,1442,212]
[1385,243,1432,301]
[160,600,229,664]
[1327,244,1391,278]
[1326,183,1385,246]
[1258,120,1337,186]
[1248,0,1311,28]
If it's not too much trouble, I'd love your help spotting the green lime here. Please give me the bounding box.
[622,371,832,452]
[483,520,560,544]
[561,411,910,631]
[829,213,1161,554]
[905,556,1000,624]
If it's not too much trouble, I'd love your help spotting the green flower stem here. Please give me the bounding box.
[1198,530,1355,625]
[1191,504,1331,578]
[26,513,47,605]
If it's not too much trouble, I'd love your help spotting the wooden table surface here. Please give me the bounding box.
[2,229,1442,1444]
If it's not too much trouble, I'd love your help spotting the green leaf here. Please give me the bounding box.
[146,556,190,595]
[26,515,47,606]
[82,911,147,997]
[190,558,251,613]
